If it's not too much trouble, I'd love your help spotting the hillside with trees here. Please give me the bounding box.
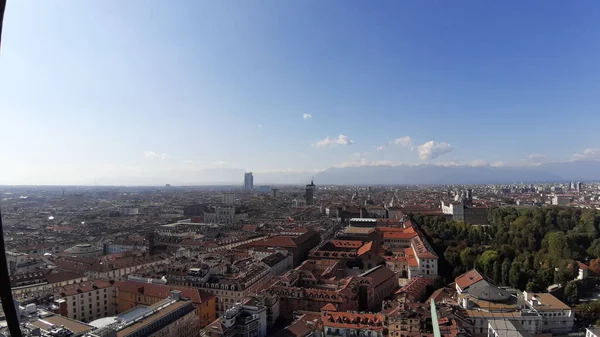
[410,207,600,294]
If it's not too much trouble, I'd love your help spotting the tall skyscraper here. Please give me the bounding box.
[305,179,315,205]
[244,172,253,191]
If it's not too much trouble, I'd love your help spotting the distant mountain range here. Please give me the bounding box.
[307,161,600,185]
[91,161,600,186]
[250,161,600,185]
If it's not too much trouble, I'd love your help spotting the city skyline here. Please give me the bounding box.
[1,1,600,185]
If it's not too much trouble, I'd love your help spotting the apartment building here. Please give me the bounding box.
[89,291,199,337]
[53,280,117,323]
[204,295,278,337]
[115,280,216,328]
[322,310,384,337]
[523,292,574,334]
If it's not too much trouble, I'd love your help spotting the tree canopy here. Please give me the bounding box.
[410,206,600,291]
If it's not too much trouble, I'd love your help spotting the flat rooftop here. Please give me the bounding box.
[30,315,93,334]
[117,300,191,337]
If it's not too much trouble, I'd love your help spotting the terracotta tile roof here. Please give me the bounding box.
[405,248,418,267]
[427,284,457,304]
[396,276,435,300]
[242,225,258,231]
[360,265,396,288]
[376,219,401,224]
[46,271,86,284]
[323,311,384,330]
[411,235,438,259]
[455,269,484,290]
[52,253,167,273]
[578,261,589,271]
[378,226,406,232]
[383,230,418,240]
[115,280,214,305]
[55,280,114,297]
[321,303,337,311]
[329,240,363,249]
[248,236,298,248]
[273,319,317,337]
[357,241,374,256]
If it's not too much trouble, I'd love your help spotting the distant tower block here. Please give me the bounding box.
[146,232,156,255]
[272,189,279,198]
[244,172,254,191]
[305,180,315,205]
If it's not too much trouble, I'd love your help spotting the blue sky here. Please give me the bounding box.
[1,1,599,184]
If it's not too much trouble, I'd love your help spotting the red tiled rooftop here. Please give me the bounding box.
[56,280,113,297]
[357,241,374,256]
[115,280,214,305]
[329,240,363,248]
[321,303,337,311]
[323,311,385,330]
[455,269,484,289]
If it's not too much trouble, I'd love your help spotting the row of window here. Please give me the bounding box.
[71,296,107,307]
[73,310,108,321]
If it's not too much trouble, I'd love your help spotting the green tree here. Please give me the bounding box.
[555,262,578,286]
[501,259,511,286]
[460,247,477,270]
[476,250,499,278]
[526,281,535,292]
[546,231,569,262]
[509,262,525,289]
[565,281,579,305]
[493,261,502,285]
[536,267,554,288]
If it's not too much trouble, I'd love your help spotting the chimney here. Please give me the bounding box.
[170,290,182,301]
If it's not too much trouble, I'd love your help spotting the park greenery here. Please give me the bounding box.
[409,207,600,302]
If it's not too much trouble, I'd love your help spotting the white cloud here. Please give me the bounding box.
[334,158,394,168]
[144,151,168,160]
[390,136,413,147]
[303,114,312,120]
[376,146,384,151]
[256,168,322,174]
[572,148,600,161]
[212,161,227,165]
[416,141,454,160]
[435,161,462,167]
[528,154,548,162]
[471,159,491,167]
[312,134,354,147]
[257,124,263,129]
